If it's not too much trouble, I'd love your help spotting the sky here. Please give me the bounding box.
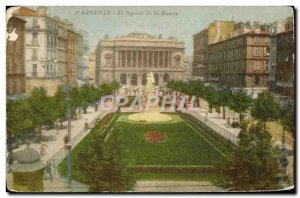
[39,6,293,56]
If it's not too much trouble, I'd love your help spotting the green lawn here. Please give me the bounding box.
[58,112,234,182]
[115,114,227,166]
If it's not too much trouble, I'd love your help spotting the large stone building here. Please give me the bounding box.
[267,20,287,90]
[274,29,294,100]
[207,30,270,95]
[6,16,26,97]
[78,31,89,85]
[192,29,208,77]
[13,7,83,95]
[192,21,235,78]
[95,32,185,88]
[208,21,235,45]
[88,52,96,85]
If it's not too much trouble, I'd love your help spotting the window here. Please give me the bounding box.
[32,18,38,26]
[264,61,268,70]
[32,64,37,76]
[120,73,127,85]
[163,73,170,83]
[33,33,37,40]
[131,73,137,86]
[32,33,38,44]
[254,61,260,71]
[255,76,260,85]
[254,47,260,56]
[142,73,147,85]
[255,36,260,44]
[32,49,37,60]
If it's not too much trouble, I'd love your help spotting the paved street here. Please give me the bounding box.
[133,181,226,192]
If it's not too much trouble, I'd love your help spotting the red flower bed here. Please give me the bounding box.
[144,131,165,143]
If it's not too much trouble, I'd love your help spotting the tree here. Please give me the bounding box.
[204,86,220,113]
[215,121,286,191]
[70,86,82,119]
[218,90,231,119]
[7,99,35,138]
[101,129,133,192]
[28,87,56,141]
[76,130,107,191]
[78,85,89,114]
[251,91,280,129]
[54,86,67,128]
[229,90,252,121]
[281,109,295,133]
[76,127,133,192]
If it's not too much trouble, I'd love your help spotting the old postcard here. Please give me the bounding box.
[6,6,295,193]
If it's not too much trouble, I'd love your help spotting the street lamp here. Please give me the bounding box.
[62,83,72,189]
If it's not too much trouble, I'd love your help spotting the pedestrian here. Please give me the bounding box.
[40,143,47,157]
[227,117,231,128]
[231,118,235,128]
[44,161,53,181]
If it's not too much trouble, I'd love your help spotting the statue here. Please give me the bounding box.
[145,72,155,93]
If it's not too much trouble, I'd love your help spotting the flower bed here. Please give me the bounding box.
[144,131,165,143]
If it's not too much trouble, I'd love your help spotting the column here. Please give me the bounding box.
[152,51,155,67]
[127,73,130,86]
[163,51,165,67]
[136,51,138,67]
[141,51,144,67]
[130,50,133,67]
[119,50,122,67]
[169,51,172,68]
[146,51,149,67]
[125,50,128,67]
[157,51,160,67]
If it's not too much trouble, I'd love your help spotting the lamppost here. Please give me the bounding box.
[62,81,72,189]
[57,53,72,188]
[279,101,290,174]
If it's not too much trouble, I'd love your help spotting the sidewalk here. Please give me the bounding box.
[12,106,103,162]
[133,180,226,192]
[186,100,240,144]
[8,106,106,192]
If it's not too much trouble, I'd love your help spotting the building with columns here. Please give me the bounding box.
[95,32,185,88]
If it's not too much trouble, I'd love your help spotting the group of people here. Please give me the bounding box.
[227,117,240,128]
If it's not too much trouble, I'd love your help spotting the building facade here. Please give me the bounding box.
[274,29,294,100]
[207,31,270,93]
[267,20,286,90]
[88,52,96,85]
[192,29,208,77]
[95,32,185,88]
[6,16,26,96]
[13,7,63,96]
[78,31,89,85]
[13,7,83,95]
[208,21,235,45]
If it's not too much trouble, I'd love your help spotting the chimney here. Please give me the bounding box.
[37,6,47,16]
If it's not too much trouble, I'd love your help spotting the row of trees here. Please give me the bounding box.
[167,80,294,190]
[7,82,120,145]
[167,80,252,120]
[166,80,294,133]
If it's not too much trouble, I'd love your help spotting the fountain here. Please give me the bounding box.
[128,72,172,122]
